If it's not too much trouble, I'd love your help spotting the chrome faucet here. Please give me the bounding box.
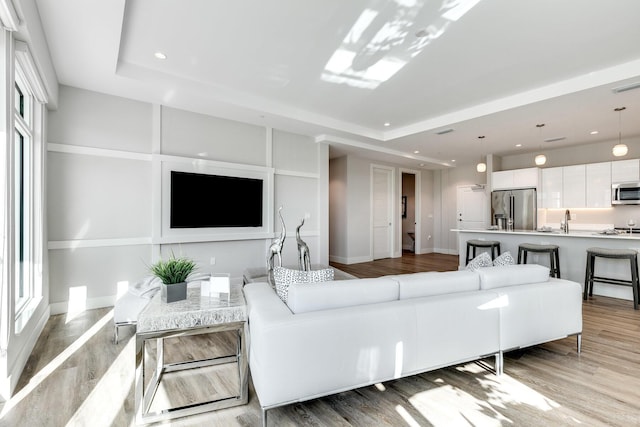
[563,209,571,233]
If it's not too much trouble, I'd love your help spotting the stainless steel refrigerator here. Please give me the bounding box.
[491,188,537,230]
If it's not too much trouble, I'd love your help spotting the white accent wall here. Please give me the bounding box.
[47,86,328,314]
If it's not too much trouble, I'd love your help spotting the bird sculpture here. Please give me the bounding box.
[267,206,286,271]
[296,218,311,271]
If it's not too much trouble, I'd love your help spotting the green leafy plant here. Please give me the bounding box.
[150,253,196,285]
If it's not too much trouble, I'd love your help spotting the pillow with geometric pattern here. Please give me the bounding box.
[465,252,493,271]
[493,251,515,266]
[273,266,334,302]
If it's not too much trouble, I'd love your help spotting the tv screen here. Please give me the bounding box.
[170,171,263,228]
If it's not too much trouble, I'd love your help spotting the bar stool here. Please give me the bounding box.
[584,247,639,310]
[465,239,501,265]
[517,243,561,278]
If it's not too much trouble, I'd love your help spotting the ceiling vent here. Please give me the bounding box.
[612,82,640,94]
[544,136,566,143]
[435,128,454,135]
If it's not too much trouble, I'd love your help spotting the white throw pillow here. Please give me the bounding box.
[493,251,515,267]
[273,266,334,302]
[465,252,493,271]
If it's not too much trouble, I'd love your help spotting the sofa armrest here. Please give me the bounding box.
[497,279,583,351]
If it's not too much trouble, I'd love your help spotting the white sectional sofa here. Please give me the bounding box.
[243,264,583,426]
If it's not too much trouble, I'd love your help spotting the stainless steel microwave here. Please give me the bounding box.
[612,182,640,205]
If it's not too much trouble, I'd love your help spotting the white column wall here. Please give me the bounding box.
[329,154,436,264]
[433,163,487,255]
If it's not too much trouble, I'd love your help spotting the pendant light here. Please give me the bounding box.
[476,135,486,172]
[612,107,628,157]
[534,124,546,166]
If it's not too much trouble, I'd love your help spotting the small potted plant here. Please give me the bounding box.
[150,253,196,303]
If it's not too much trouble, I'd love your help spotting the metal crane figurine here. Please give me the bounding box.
[267,206,286,271]
[296,218,311,271]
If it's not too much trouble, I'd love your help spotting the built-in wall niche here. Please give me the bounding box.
[156,154,274,243]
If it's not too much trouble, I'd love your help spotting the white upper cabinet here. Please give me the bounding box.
[541,167,563,208]
[611,159,640,183]
[492,167,539,190]
[562,165,586,208]
[586,162,612,207]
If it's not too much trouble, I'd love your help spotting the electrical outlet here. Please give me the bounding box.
[571,213,577,220]
[210,257,216,265]
[304,212,311,219]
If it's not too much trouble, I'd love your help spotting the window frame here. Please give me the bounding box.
[13,67,35,317]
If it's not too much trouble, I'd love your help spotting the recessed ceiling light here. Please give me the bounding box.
[419,163,425,167]
[154,51,167,60]
[515,144,522,147]
[590,130,599,135]
[384,122,391,127]
[451,159,456,162]
[413,150,420,154]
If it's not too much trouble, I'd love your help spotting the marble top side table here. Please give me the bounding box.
[135,282,248,424]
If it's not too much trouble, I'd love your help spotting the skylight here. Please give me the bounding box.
[321,0,483,89]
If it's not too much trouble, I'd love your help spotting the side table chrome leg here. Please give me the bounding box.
[156,337,164,373]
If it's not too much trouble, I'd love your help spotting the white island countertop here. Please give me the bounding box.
[453,228,640,303]
[452,228,640,240]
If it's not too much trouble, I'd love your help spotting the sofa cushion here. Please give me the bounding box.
[273,266,334,302]
[391,270,480,299]
[478,264,550,290]
[286,278,399,313]
[492,251,515,266]
[465,252,493,270]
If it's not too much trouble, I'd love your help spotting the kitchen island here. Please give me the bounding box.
[455,228,640,302]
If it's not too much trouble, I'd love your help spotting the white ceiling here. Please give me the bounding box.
[34,0,640,169]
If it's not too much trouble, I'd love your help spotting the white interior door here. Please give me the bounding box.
[456,186,488,230]
[372,166,393,260]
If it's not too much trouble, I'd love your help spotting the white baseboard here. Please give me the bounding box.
[0,305,50,401]
[50,295,115,316]
[329,255,372,265]
[415,248,433,254]
[433,247,459,255]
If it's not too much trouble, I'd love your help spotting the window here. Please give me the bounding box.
[14,71,34,315]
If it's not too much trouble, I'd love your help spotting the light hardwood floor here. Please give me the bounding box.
[1,253,639,426]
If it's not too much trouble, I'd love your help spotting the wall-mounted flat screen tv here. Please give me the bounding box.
[170,171,263,228]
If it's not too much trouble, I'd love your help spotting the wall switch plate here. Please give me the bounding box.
[210,257,216,265]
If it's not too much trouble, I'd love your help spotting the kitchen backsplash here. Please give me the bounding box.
[540,205,640,230]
